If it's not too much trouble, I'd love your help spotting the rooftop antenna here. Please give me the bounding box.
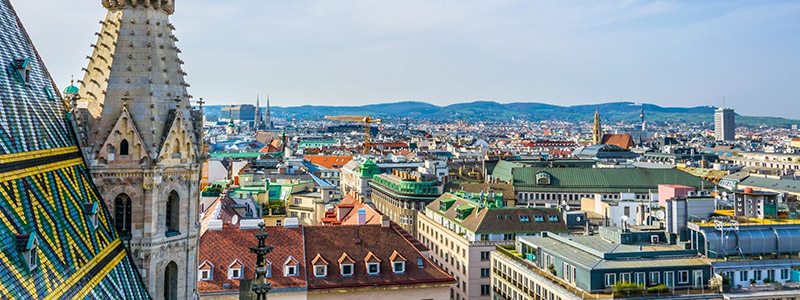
[723,95,726,108]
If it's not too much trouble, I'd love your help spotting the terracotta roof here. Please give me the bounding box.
[601,133,635,149]
[303,155,353,169]
[303,225,455,290]
[198,225,306,294]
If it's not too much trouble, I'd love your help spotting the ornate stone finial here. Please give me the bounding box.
[249,222,273,300]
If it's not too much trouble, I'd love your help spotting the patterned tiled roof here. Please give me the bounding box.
[0,1,150,298]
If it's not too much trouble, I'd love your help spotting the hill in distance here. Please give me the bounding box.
[204,101,799,128]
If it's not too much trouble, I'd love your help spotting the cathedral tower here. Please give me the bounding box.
[592,109,602,145]
[72,0,202,299]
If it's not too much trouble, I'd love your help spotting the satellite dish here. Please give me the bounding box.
[564,205,571,211]
[655,210,666,220]
[576,216,582,222]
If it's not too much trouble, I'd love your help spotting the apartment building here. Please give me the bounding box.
[370,170,443,235]
[417,191,567,300]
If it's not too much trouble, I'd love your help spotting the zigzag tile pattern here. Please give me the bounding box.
[0,0,150,299]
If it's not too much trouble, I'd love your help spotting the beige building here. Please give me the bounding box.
[416,192,567,300]
[72,0,202,299]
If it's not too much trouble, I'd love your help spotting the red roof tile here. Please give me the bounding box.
[303,155,353,169]
[601,133,635,149]
[303,225,454,290]
[198,225,306,294]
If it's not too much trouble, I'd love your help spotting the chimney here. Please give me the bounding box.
[357,209,366,225]
[381,216,390,230]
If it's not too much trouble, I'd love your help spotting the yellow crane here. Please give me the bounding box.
[324,115,382,154]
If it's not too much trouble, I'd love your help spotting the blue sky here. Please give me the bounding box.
[12,0,800,118]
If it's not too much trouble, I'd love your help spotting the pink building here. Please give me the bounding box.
[658,184,696,207]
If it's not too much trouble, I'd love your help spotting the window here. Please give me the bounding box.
[534,215,545,222]
[480,234,489,241]
[481,252,491,261]
[739,270,748,282]
[755,270,762,281]
[417,258,424,268]
[620,273,631,283]
[605,274,617,287]
[284,256,299,277]
[199,269,211,281]
[624,206,630,217]
[83,202,99,230]
[166,191,180,235]
[548,215,559,222]
[635,272,645,285]
[649,271,660,285]
[113,194,132,239]
[694,270,703,287]
[678,270,689,284]
[519,215,530,222]
[481,285,491,296]
[782,269,790,280]
[481,268,490,278]
[276,220,281,226]
[119,139,129,155]
[393,261,405,274]
[228,259,243,279]
[314,265,327,277]
[664,271,674,287]
[341,264,353,277]
[367,263,379,275]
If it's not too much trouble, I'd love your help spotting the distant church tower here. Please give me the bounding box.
[266,95,273,129]
[592,109,603,145]
[72,1,202,299]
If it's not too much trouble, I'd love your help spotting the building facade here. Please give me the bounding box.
[417,192,567,300]
[73,0,203,298]
[715,108,735,141]
[370,171,443,235]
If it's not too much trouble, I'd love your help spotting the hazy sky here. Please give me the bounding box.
[11,0,800,118]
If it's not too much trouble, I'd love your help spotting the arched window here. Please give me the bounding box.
[119,139,129,155]
[164,261,178,300]
[113,194,132,239]
[166,191,180,235]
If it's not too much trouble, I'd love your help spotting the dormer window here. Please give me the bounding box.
[10,58,32,85]
[198,260,214,281]
[83,202,99,230]
[389,250,406,274]
[284,256,299,277]
[417,258,424,268]
[548,215,559,222]
[228,259,243,279]
[535,171,551,185]
[534,215,545,222]
[364,251,381,276]
[338,252,355,277]
[311,253,328,278]
[16,233,38,272]
[519,215,530,222]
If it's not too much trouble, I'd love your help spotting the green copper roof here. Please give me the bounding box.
[63,84,79,94]
[370,174,440,196]
[357,159,381,178]
[512,167,712,193]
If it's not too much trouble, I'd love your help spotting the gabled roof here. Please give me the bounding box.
[601,133,635,149]
[389,250,406,262]
[311,253,328,266]
[199,260,214,270]
[364,251,382,263]
[228,259,243,269]
[338,252,355,264]
[285,256,299,266]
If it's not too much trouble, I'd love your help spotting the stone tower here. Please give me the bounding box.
[72,0,203,299]
[592,109,602,145]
